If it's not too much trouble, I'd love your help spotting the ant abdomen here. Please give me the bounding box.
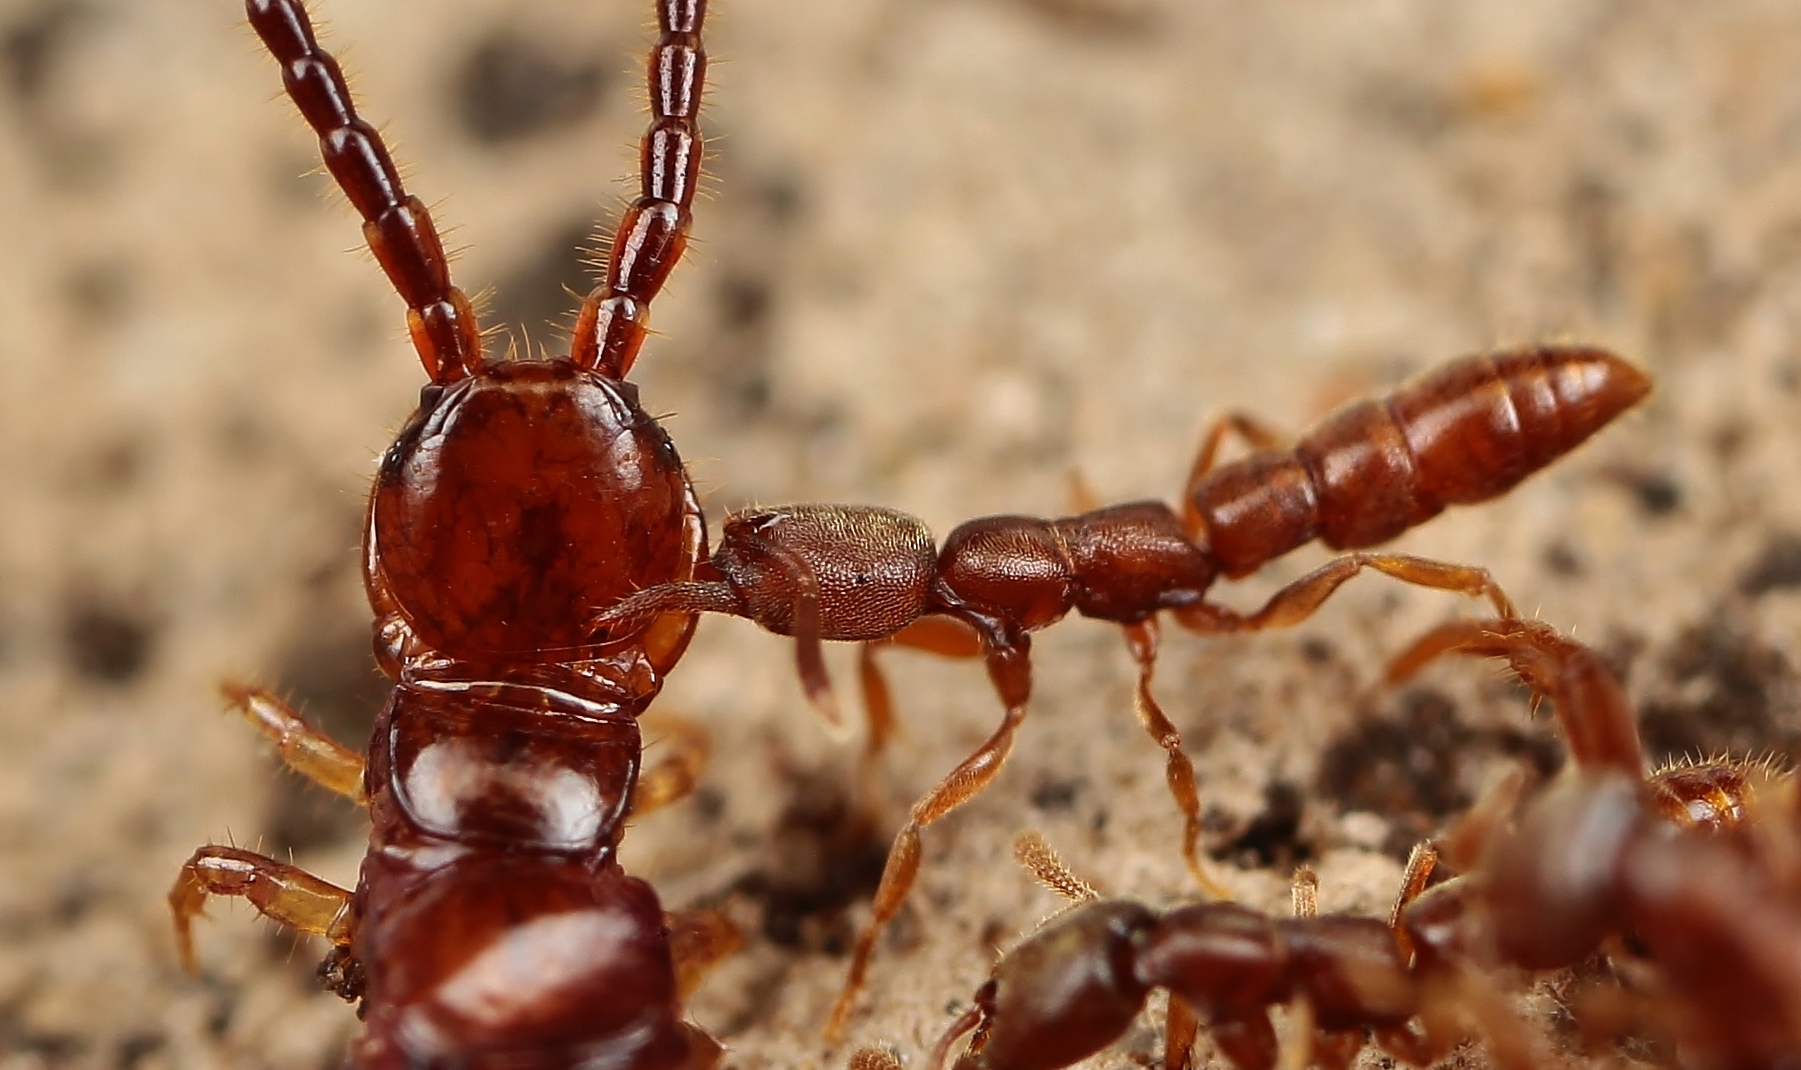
[1189,345,1649,576]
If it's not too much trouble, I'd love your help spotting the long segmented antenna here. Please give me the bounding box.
[246,0,483,384]
[569,0,707,379]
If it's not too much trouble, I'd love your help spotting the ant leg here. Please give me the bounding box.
[632,715,711,816]
[591,581,743,638]
[1439,967,1542,1070]
[667,908,741,1000]
[1273,998,1314,1070]
[1211,1014,1280,1070]
[1175,552,1518,634]
[826,701,1031,1040]
[858,618,985,776]
[1386,617,1645,776]
[1440,767,1529,872]
[169,845,353,974]
[857,643,899,787]
[1370,1023,1437,1067]
[1068,468,1101,513]
[1312,1029,1365,1070]
[1187,413,1288,483]
[1164,997,1201,1070]
[673,1025,725,1070]
[246,0,480,382]
[596,559,849,733]
[1122,620,1231,898]
[222,683,365,803]
[1386,842,1438,963]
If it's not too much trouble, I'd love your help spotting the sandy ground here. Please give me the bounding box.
[7,0,1801,1067]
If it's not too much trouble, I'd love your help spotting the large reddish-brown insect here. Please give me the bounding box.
[166,0,1649,1065]
[170,2,729,1068]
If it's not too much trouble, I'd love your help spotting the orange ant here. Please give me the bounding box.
[593,347,1649,1033]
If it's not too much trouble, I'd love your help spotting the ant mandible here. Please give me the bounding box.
[592,342,1649,1032]
[168,2,731,1068]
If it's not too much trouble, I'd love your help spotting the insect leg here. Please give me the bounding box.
[221,683,365,802]
[1175,552,1517,634]
[1121,619,1230,898]
[168,845,353,974]
[826,701,1030,1040]
[632,714,711,816]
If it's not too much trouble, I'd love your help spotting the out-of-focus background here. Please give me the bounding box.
[5,1,1801,1067]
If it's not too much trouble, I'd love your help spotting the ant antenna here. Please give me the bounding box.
[1012,831,1101,903]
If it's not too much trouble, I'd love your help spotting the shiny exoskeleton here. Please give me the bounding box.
[1390,618,1801,1070]
[906,620,1798,1070]
[878,829,1537,1070]
[165,0,1658,1061]
[167,2,724,1068]
[593,343,1650,1033]
[929,896,1515,1070]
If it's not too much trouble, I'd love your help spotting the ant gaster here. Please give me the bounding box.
[592,346,1649,1032]
[169,2,729,1068]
